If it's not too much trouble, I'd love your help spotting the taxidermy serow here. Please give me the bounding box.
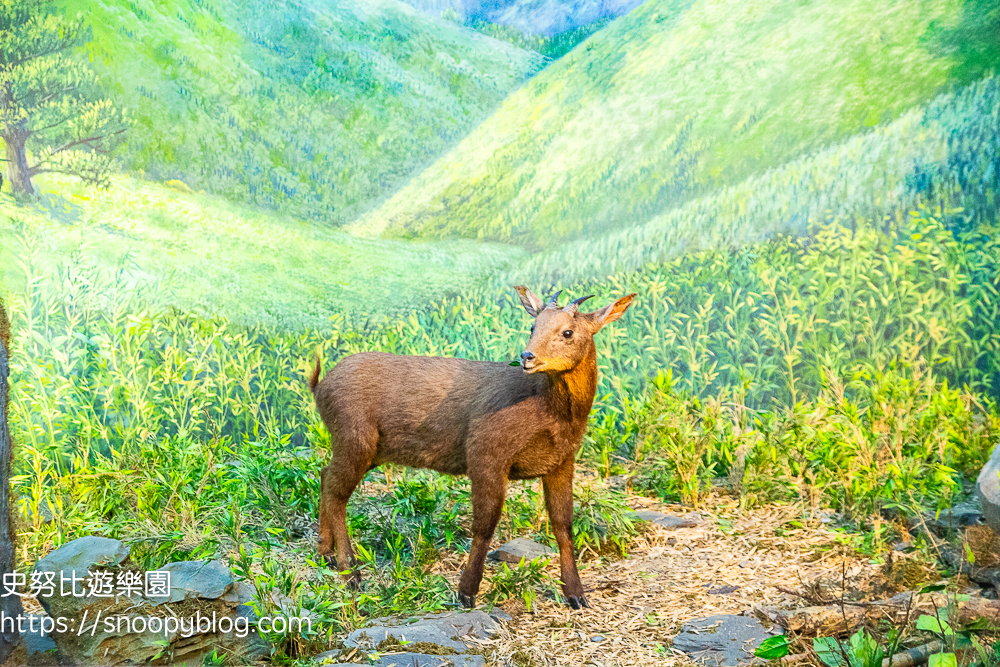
[308,286,637,609]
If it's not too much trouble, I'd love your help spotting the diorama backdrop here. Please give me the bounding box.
[1,0,999,663]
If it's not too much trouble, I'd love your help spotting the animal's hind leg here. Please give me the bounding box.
[318,423,376,588]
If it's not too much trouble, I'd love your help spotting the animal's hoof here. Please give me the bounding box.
[566,595,590,610]
[458,592,476,609]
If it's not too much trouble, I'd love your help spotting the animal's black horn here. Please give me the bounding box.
[564,294,595,313]
[546,290,563,309]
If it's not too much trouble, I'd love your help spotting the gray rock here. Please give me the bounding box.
[970,566,1000,593]
[154,560,234,604]
[707,585,740,595]
[312,650,348,665]
[371,654,485,667]
[488,538,554,564]
[31,542,267,667]
[347,623,467,652]
[324,651,486,667]
[672,614,781,666]
[420,610,499,639]
[347,610,499,653]
[924,499,985,532]
[33,536,131,617]
[488,608,512,623]
[222,580,256,604]
[26,499,55,525]
[631,510,701,529]
[979,445,1000,533]
[22,614,59,661]
[942,547,1000,595]
[316,649,486,667]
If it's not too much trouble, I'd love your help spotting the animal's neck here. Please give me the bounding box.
[544,348,598,425]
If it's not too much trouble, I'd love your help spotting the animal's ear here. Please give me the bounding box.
[513,285,545,317]
[589,293,637,331]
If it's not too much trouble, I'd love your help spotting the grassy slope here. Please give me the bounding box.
[514,75,1000,287]
[75,0,543,224]
[353,0,999,247]
[0,176,524,329]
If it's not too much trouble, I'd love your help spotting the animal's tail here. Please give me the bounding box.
[308,354,322,392]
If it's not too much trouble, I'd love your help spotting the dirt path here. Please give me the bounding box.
[465,498,881,667]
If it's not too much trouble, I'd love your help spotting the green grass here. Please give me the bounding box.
[353,0,999,248]
[72,0,543,224]
[511,75,1000,288]
[628,364,998,515]
[0,174,525,328]
[7,205,998,487]
[6,204,999,659]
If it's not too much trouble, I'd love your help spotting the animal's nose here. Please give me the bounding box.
[520,351,535,362]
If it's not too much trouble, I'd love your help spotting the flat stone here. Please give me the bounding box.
[346,610,500,652]
[33,536,131,617]
[672,614,780,666]
[347,623,467,652]
[631,510,701,529]
[707,585,740,595]
[488,538,554,564]
[372,654,485,667]
[979,445,1000,533]
[154,560,234,604]
[420,610,499,638]
[316,650,484,667]
[313,650,349,665]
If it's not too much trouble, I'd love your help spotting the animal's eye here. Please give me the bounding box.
[530,324,535,334]
[562,330,574,339]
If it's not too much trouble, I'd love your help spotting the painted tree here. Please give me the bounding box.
[0,0,127,195]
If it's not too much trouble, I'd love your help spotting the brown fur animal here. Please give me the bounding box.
[309,286,636,609]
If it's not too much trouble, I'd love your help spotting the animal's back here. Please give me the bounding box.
[312,351,537,474]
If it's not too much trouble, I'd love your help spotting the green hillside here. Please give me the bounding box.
[72,0,543,224]
[515,75,1000,287]
[353,0,1000,247]
[0,175,523,330]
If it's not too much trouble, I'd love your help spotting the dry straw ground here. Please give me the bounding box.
[13,494,935,667]
[454,496,889,667]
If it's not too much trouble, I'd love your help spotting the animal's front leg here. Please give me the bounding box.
[543,456,589,609]
[457,473,507,608]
